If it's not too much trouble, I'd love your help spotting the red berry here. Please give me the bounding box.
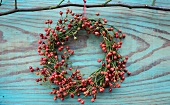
[96,12,99,16]
[95,31,100,36]
[70,93,74,98]
[123,59,127,63]
[77,98,81,102]
[58,19,62,24]
[68,24,72,28]
[117,84,120,88]
[119,41,122,45]
[59,11,63,15]
[49,20,52,24]
[77,93,80,96]
[66,46,69,50]
[58,48,62,51]
[125,56,128,60]
[44,20,48,24]
[71,50,74,55]
[112,51,116,55]
[80,100,84,104]
[55,56,58,59]
[39,33,43,37]
[114,32,118,35]
[122,34,126,38]
[121,76,125,80]
[128,72,131,75]
[30,69,34,72]
[110,68,114,71]
[65,35,69,40]
[99,88,104,92]
[56,41,60,45]
[107,64,110,69]
[108,52,112,56]
[53,96,57,100]
[104,19,107,23]
[29,66,32,69]
[105,78,109,82]
[36,67,39,70]
[61,59,65,63]
[36,79,39,82]
[109,88,112,92]
[56,26,60,30]
[60,97,64,101]
[91,98,95,102]
[114,56,117,60]
[102,63,105,66]
[117,54,121,58]
[97,59,102,63]
[122,64,126,68]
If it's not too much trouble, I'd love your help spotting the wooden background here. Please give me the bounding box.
[0,0,170,104]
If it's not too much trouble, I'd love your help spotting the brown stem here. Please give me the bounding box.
[0,3,170,16]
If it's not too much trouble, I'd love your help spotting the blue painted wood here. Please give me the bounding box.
[0,0,170,105]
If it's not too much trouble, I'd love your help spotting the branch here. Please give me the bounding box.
[1,3,170,16]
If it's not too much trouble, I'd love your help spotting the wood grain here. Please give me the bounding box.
[0,0,170,105]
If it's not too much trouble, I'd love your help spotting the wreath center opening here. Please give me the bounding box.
[66,30,104,78]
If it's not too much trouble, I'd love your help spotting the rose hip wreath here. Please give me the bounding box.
[29,8,131,104]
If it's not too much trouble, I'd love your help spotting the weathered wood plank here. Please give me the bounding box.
[0,0,170,105]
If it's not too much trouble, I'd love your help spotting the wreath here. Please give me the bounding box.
[29,8,131,104]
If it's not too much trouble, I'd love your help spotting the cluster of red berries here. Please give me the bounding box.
[29,8,130,104]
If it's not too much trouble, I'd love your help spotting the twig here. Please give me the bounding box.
[49,0,64,9]
[15,0,17,9]
[58,0,65,6]
[0,0,2,6]
[0,0,17,8]
[1,3,170,16]
[103,0,112,6]
[67,0,71,3]
[152,0,156,6]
